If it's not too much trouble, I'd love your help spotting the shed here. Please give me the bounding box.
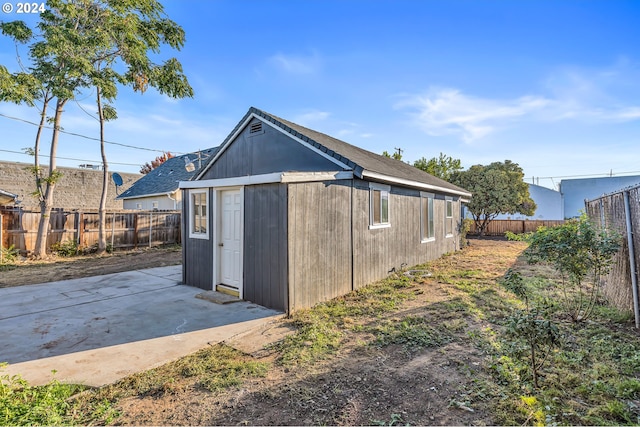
[179,107,472,313]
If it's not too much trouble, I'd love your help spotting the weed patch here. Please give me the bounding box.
[369,315,452,351]
[0,366,96,426]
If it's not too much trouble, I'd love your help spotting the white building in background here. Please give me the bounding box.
[560,175,640,219]
[495,183,564,220]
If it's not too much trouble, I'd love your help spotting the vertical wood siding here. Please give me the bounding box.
[352,180,461,289]
[243,184,288,311]
[287,180,353,311]
[201,118,340,180]
[182,188,214,290]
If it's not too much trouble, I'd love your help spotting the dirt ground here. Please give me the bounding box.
[0,246,181,288]
[112,239,522,426]
[3,239,523,425]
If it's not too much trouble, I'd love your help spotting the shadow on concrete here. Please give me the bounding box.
[0,266,282,386]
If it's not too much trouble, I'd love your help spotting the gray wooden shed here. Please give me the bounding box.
[179,107,471,313]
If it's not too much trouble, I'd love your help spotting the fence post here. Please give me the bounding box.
[0,213,3,263]
[111,212,115,249]
[623,191,640,329]
[133,213,139,249]
[76,211,83,247]
[149,211,153,248]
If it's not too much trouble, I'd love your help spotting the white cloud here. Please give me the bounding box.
[397,61,640,142]
[268,51,322,75]
[293,110,330,127]
[395,88,550,142]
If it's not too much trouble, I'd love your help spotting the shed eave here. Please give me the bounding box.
[361,170,472,198]
[180,171,354,190]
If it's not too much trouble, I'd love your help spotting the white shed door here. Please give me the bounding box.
[220,189,242,289]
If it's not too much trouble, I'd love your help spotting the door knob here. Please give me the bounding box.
[218,243,224,247]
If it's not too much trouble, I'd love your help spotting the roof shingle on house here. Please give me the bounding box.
[199,107,470,198]
[117,147,219,199]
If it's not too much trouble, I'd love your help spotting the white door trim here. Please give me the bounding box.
[213,186,244,298]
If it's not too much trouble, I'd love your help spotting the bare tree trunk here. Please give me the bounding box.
[33,94,51,203]
[97,86,108,254]
[33,99,65,259]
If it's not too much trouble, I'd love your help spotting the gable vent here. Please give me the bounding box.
[250,122,263,133]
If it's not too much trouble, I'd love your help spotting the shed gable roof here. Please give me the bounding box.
[118,147,219,199]
[197,107,471,197]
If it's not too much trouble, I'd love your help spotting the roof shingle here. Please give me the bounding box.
[118,147,219,199]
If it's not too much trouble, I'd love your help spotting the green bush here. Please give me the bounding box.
[0,365,87,425]
[522,214,620,322]
[0,245,19,270]
[51,240,78,257]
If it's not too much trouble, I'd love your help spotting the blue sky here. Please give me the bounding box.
[1,0,639,189]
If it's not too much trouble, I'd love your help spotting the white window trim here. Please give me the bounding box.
[421,191,435,243]
[189,189,209,240]
[445,197,454,238]
[369,182,391,229]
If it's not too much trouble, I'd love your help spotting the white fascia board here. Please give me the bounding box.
[259,116,353,170]
[362,170,472,198]
[195,112,353,180]
[180,171,354,189]
[193,115,253,180]
[118,190,177,200]
[180,173,283,189]
[280,171,353,183]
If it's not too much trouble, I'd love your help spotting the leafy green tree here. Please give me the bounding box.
[382,150,403,161]
[450,160,536,236]
[80,0,193,253]
[413,152,462,181]
[1,6,98,258]
[1,0,193,256]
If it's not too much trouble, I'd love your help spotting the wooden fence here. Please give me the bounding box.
[468,219,565,236]
[585,185,640,315]
[0,208,181,256]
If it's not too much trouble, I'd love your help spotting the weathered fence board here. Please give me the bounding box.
[0,208,181,255]
[469,219,565,236]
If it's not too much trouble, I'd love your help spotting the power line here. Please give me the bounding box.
[0,112,185,154]
[0,148,143,167]
[533,170,640,180]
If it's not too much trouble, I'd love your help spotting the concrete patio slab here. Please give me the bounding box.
[0,265,283,386]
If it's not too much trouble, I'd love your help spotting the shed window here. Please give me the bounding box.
[421,193,435,242]
[445,199,454,237]
[189,189,209,239]
[369,183,390,229]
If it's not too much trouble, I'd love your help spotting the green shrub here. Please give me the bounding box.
[51,240,78,257]
[523,214,620,322]
[0,365,88,425]
[0,245,19,270]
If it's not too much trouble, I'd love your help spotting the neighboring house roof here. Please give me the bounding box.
[117,148,219,199]
[197,107,471,198]
[0,189,17,205]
